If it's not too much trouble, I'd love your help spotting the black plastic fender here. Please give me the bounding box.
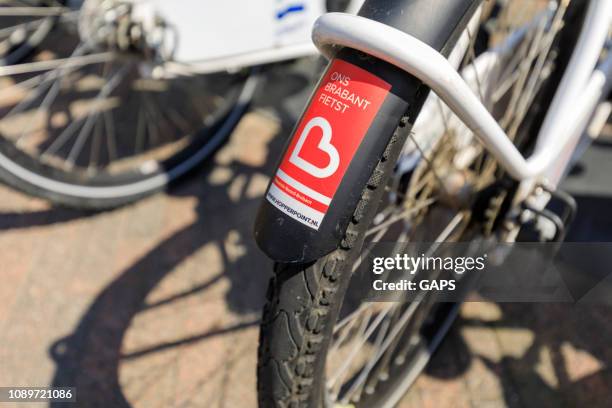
[254,0,480,263]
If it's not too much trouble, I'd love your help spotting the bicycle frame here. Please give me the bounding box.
[312,0,612,196]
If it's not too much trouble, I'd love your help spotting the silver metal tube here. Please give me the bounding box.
[535,0,612,155]
[312,6,612,182]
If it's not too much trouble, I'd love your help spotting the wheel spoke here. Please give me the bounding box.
[149,96,179,144]
[0,9,78,38]
[15,66,65,145]
[6,42,88,118]
[352,225,395,273]
[465,26,486,102]
[333,303,374,335]
[0,52,115,76]
[65,65,129,166]
[365,198,437,238]
[339,311,393,403]
[0,6,69,16]
[327,304,394,392]
[103,109,117,162]
[143,97,162,147]
[344,302,419,402]
[166,105,193,135]
[43,64,127,160]
[88,116,103,170]
[507,2,569,138]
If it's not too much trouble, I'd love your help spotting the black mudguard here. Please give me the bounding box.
[254,0,480,263]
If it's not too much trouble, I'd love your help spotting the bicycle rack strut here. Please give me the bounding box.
[311,7,612,183]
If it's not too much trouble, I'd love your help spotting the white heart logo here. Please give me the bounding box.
[289,116,339,178]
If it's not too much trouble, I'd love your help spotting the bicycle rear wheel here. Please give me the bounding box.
[257,0,588,406]
[0,1,256,208]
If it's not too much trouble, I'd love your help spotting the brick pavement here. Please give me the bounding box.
[0,67,610,407]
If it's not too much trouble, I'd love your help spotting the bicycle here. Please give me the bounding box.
[254,0,611,406]
[0,0,363,208]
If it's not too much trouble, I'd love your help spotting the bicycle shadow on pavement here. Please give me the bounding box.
[427,301,612,408]
[43,64,316,407]
[420,188,612,406]
[0,207,95,230]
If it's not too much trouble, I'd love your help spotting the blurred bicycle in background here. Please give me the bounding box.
[0,0,361,208]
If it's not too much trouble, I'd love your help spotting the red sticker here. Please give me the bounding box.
[267,59,391,230]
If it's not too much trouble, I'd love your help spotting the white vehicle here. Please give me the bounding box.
[0,0,363,208]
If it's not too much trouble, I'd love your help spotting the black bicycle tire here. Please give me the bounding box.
[257,119,416,408]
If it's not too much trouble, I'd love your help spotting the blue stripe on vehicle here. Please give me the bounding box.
[276,4,305,20]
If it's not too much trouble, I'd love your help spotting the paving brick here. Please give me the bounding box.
[0,102,610,408]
